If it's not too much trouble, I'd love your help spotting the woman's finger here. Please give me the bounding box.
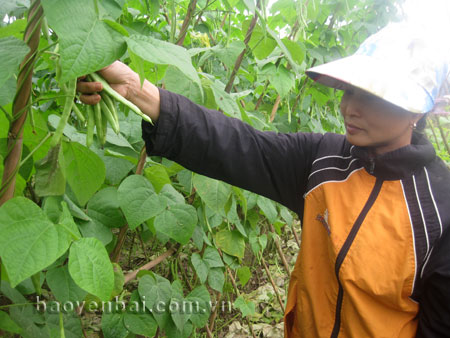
[76,80,102,94]
[78,93,101,105]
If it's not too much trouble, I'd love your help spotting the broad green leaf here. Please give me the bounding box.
[257,196,278,223]
[41,0,126,82]
[0,76,16,106]
[101,311,129,338]
[59,202,82,240]
[0,18,26,39]
[68,237,114,301]
[154,204,197,245]
[170,296,190,332]
[123,312,157,337]
[191,253,208,283]
[266,27,300,73]
[186,285,211,327]
[159,184,185,206]
[213,41,245,69]
[209,80,241,118]
[271,64,295,98]
[237,266,251,287]
[234,296,255,317]
[111,263,125,298]
[281,38,306,65]
[203,246,224,268]
[45,312,83,338]
[215,229,245,258]
[164,66,203,104]
[165,319,193,338]
[138,274,172,328]
[46,265,87,303]
[126,34,201,86]
[207,267,225,293]
[0,310,22,334]
[144,165,171,193]
[62,142,106,206]
[0,197,72,287]
[193,174,232,217]
[87,187,126,228]
[0,37,29,88]
[34,144,66,197]
[77,219,113,245]
[117,175,166,229]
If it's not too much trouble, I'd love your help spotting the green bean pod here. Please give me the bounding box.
[89,72,153,124]
[50,78,76,147]
[101,106,108,145]
[72,103,86,124]
[100,99,120,134]
[86,105,94,148]
[94,102,104,145]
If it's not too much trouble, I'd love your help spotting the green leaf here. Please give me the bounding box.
[170,296,190,332]
[41,0,126,82]
[257,196,278,223]
[154,204,197,245]
[101,311,129,338]
[191,253,208,283]
[144,165,171,193]
[0,37,30,88]
[0,310,22,334]
[34,144,66,197]
[111,263,125,298]
[261,63,295,98]
[209,80,241,118]
[117,175,166,229]
[0,197,72,287]
[207,267,224,293]
[164,66,203,104]
[77,219,113,245]
[138,274,172,328]
[126,34,201,86]
[281,38,306,65]
[203,246,224,268]
[233,296,255,317]
[87,187,126,228]
[159,184,185,205]
[62,142,106,206]
[215,229,245,259]
[0,18,26,39]
[68,237,114,301]
[266,27,300,73]
[123,311,157,337]
[237,266,251,287]
[46,265,87,303]
[186,285,210,327]
[213,41,245,69]
[193,174,232,217]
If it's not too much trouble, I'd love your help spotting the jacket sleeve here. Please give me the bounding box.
[141,88,324,215]
[416,226,450,337]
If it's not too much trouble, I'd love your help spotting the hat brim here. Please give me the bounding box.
[306,54,433,114]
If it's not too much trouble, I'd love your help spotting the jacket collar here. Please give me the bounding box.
[350,133,436,180]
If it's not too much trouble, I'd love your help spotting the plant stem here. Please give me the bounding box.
[224,0,261,93]
[176,0,198,46]
[269,223,290,274]
[270,94,281,122]
[261,256,285,311]
[124,246,177,284]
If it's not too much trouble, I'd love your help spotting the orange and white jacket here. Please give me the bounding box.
[143,89,450,337]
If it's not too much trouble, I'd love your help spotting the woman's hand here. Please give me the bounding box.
[77,61,161,122]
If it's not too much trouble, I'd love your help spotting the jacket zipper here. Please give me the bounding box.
[330,178,383,338]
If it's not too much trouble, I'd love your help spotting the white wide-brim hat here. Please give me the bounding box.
[306,22,450,114]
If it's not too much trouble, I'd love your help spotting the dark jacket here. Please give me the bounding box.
[141,89,450,337]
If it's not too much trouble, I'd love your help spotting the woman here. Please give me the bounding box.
[78,23,450,337]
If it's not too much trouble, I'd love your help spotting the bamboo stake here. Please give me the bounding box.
[0,0,43,205]
[269,223,290,274]
[176,0,198,46]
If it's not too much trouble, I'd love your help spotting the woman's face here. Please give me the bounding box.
[339,86,421,155]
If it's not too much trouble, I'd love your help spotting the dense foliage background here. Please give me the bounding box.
[0,0,448,337]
